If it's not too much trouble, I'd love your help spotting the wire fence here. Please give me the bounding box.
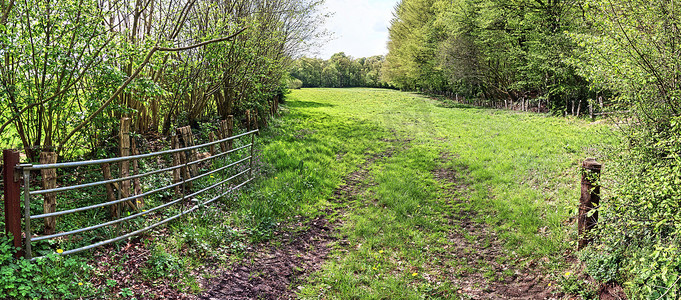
[11,128,258,260]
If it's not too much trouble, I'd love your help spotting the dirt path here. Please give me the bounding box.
[200,141,405,300]
[432,154,562,299]
[200,145,561,299]
[199,216,333,300]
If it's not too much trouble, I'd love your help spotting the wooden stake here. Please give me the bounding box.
[218,120,228,153]
[39,152,57,235]
[177,126,198,177]
[101,163,119,219]
[171,135,181,195]
[209,132,216,156]
[578,158,602,250]
[131,138,143,208]
[227,115,234,151]
[119,118,134,210]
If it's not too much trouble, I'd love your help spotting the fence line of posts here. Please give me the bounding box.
[2,116,258,260]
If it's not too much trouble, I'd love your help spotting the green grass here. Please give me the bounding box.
[241,88,615,298]
[37,87,613,298]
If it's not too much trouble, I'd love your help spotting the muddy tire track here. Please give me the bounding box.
[433,153,562,299]
[200,140,408,300]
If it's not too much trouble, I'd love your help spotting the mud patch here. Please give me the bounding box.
[200,217,333,300]
[598,282,626,300]
[432,153,562,299]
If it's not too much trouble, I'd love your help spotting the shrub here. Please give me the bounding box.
[0,236,93,299]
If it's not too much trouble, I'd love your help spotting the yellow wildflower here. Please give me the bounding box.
[564,272,571,277]
[78,282,83,286]
[379,250,384,254]
[56,249,63,254]
[412,272,418,276]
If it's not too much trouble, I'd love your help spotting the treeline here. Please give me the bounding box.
[384,0,597,115]
[289,53,390,88]
[0,0,324,161]
[384,0,681,297]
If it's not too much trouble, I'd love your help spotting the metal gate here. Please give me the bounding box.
[3,129,258,260]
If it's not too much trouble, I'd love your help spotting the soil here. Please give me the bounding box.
[431,153,563,299]
[598,283,627,300]
[198,144,569,299]
[199,216,333,300]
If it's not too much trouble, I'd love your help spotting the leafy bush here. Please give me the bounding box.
[568,0,681,297]
[142,248,182,280]
[0,236,93,299]
[590,116,681,296]
[622,244,681,298]
[578,246,621,283]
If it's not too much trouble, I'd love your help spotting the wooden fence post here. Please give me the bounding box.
[578,158,602,250]
[119,118,135,210]
[171,135,182,195]
[131,138,143,208]
[39,152,57,234]
[101,163,119,219]
[209,133,216,156]
[227,115,234,151]
[173,132,192,190]
[177,126,198,177]
[3,150,23,257]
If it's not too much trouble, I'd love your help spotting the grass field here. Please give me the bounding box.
[25,87,615,298]
[238,88,616,298]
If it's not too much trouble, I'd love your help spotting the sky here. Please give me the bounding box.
[317,0,399,59]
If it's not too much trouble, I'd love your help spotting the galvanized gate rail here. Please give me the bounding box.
[14,129,258,260]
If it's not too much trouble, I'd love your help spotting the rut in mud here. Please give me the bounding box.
[200,140,405,300]
[432,153,562,299]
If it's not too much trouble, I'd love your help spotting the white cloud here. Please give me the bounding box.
[317,0,398,59]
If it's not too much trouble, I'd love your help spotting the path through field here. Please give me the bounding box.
[200,88,610,299]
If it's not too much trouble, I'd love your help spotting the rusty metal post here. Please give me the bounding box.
[578,158,602,250]
[3,150,23,258]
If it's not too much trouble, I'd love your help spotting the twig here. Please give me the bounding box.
[58,27,248,151]
[656,276,680,300]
